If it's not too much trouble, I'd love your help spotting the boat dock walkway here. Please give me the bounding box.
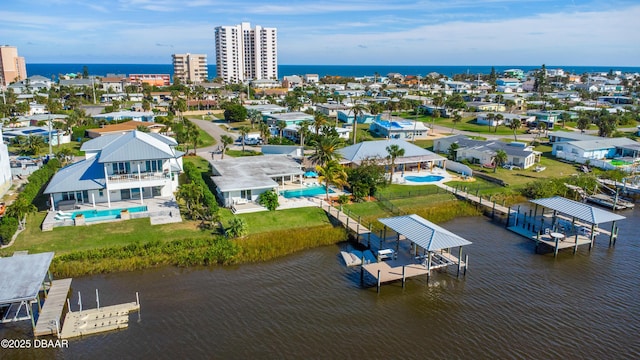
[34,278,72,337]
[435,183,510,216]
[59,302,140,339]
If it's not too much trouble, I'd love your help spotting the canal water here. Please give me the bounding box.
[2,208,639,359]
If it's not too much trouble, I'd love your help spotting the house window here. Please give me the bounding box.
[112,162,130,174]
[145,160,163,172]
[241,189,252,200]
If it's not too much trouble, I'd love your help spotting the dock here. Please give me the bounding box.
[435,183,510,216]
[59,302,140,339]
[34,278,72,337]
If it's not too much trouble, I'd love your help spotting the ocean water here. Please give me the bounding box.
[26,64,640,82]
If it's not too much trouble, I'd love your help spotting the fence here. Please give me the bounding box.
[555,151,617,171]
[445,161,473,176]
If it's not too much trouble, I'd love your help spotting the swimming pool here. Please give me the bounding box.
[71,206,148,222]
[281,185,334,198]
[404,175,445,183]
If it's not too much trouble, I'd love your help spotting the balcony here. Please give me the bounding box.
[108,171,170,183]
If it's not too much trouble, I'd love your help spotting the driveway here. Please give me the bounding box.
[190,118,261,159]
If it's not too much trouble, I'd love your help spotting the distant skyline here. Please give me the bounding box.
[3,0,640,66]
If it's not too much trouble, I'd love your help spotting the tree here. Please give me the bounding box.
[23,135,46,156]
[238,126,250,152]
[226,217,248,238]
[492,149,508,173]
[54,147,74,166]
[509,118,522,141]
[186,122,201,154]
[559,112,571,128]
[257,189,279,211]
[309,135,342,166]
[576,115,591,133]
[451,112,462,134]
[220,135,234,159]
[316,160,348,201]
[494,114,504,133]
[386,144,405,184]
[346,158,386,201]
[350,103,368,144]
[247,109,262,129]
[258,122,271,143]
[447,143,459,161]
[313,112,328,136]
[298,120,311,147]
[485,113,495,131]
[6,197,37,230]
[223,103,247,122]
[276,120,287,139]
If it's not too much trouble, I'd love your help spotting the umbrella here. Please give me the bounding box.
[304,171,318,178]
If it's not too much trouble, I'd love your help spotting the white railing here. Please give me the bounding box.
[108,172,170,182]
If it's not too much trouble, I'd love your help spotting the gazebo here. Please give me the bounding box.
[0,252,54,333]
[378,214,472,280]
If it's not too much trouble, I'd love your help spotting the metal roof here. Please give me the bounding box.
[378,214,472,251]
[98,131,177,163]
[339,139,445,166]
[44,156,106,194]
[530,196,626,224]
[0,252,54,305]
[210,155,304,193]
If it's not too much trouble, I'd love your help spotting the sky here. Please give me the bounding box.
[2,0,640,66]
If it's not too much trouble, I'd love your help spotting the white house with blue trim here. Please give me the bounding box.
[44,131,183,210]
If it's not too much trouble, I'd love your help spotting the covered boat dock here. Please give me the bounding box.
[507,196,626,256]
[362,214,472,292]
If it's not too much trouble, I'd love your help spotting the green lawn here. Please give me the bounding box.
[220,207,331,234]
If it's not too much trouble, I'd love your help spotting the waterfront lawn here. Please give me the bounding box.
[219,207,331,234]
[1,213,209,256]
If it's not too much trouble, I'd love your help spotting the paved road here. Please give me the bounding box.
[191,118,261,160]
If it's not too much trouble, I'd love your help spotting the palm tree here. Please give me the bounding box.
[247,109,262,129]
[309,136,342,166]
[6,198,37,230]
[451,112,462,134]
[276,120,287,140]
[238,126,250,152]
[313,112,328,136]
[298,120,311,147]
[492,149,508,173]
[485,113,495,132]
[495,114,504,133]
[386,144,405,184]
[350,103,368,144]
[220,135,234,159]
[24,135,46,156]
[258,122,271,143]
[316,160,348,201]
[509,118,522,141]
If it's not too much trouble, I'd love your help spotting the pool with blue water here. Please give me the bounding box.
[404,175,444,183]
[71,206,148,222]
[281,186,334,198]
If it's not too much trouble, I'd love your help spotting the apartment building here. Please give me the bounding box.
[129,74,171,87]
[214,22,277,83]
[0,46,27,87]
[172,53,208,84]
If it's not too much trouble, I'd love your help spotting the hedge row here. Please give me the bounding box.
[0,158,60,244]
[182,161,218,212]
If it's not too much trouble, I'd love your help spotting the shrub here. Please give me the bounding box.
[0,217,19,244]
[257,190,279,211]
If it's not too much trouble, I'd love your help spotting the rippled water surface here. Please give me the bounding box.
[3,209,639,359]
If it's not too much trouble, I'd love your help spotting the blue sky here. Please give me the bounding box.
[3,0,639,65]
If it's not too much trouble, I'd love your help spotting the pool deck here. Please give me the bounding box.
[42,197,181,230]
[391,168,455,186]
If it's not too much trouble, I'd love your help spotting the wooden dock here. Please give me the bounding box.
[59,302,140,339]
[34,278,72,337]
[435,183,510,215]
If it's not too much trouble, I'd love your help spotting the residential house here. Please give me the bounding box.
[85,120,167,139]
[92,111,156,123]
[465,101,506,112]
[476,113,535,127]
[264,112,313,127]
[337,110,381,124]
[304,74,319,84]
[551,137,640,160]
[210,155,303,207]
[101,75,128,92]
[369,119,430,141]
[2,126,68,146]
[282,76,303,88]
[44,131,183,210]
[283,124,351,142]
[59,78,96,89]
[338,139,446,173]
[244,104,287,116]
[434,135,538,169]
[527,110,562,129]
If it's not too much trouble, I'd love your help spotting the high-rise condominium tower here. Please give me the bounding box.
[214,22,277,83]
[0,46,27,87]
[172,53,208,84]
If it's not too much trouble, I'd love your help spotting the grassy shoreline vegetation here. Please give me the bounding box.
[2,148,614,277]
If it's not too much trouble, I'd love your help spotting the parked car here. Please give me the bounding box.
[503,164,521,170]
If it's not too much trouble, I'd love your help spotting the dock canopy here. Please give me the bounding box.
[379,214,472,251]
[530,196,626,224]
[0,252,54,306]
